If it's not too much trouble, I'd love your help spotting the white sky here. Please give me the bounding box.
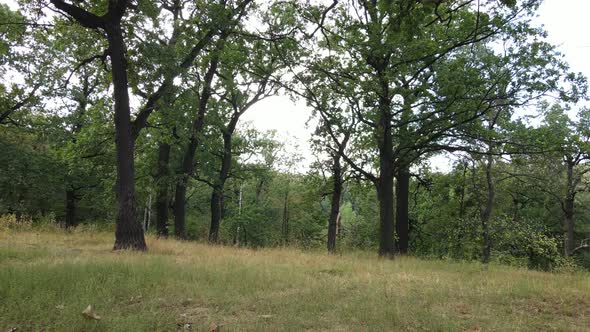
[2,0,589,171]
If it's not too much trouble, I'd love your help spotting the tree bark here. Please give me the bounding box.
[208,129,234,243]
[480,153,494,263]
[155,142,171,237]
[395,168,410,254]
[173,56,219,239]
[365,43,395,258]
[563,159,576,257]
[209,187,223,243]
[282,191,289,244]
[107,23,146,251]
[327,154,343,253]
[65,189,78,228]
[376,89,395,258]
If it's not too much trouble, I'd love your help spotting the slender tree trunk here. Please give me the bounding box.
[209,130,234,243]
[107,23,146,251]
[282,191,289,244]
[143,193,152,231]
[173,57,219,239]
[173,181,188,238]
[327,154,342,253]
[564,199,575,257]
[209,187,223,243]
[480,153,494,263]
[255,179,265,203]
[395,168,410,254]
[459,162,467,219]
[155,142,171,237]
[563,160,576,257]
[65,189,78,229]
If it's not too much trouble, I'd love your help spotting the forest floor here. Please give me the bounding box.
[1,229,589,332]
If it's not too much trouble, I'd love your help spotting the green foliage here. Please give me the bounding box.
[0,128,64,216]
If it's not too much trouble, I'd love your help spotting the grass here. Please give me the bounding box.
[1,229,589,331]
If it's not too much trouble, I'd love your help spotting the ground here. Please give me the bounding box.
[1,229,589,331]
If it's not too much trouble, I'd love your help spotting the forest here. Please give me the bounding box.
[1,0,590,273]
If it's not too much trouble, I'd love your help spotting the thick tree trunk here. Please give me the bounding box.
[480,153,494,263]
[107,23,146,251]
[65,189,78,229]
[155,142,171,237]
[395,168,410,254]
[327,154,342,253]
[376,90,395,258]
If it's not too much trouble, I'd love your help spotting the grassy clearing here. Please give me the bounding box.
[1,229,589,331]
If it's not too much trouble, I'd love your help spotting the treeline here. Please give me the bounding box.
[1,0,589,269]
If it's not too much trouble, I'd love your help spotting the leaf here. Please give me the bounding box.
[208,322,219,332]
[81,305,101,320]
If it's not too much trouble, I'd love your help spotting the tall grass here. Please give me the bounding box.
[1,228,589,331]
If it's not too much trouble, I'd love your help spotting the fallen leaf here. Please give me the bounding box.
[81,305,101,320]
[55,304,65,310]
[208,322,219,332]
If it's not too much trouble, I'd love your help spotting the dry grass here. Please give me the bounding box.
[1,228,589,331]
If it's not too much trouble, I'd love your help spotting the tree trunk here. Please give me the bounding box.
[480,153,494,263]
[143,193,152,231]
[65,189,78,229]
[173,56,219,239]
[107,23,146,251]
[255,179,265,203]
[395,168,410,254]
[327,153,342,253]
[564,160,576,257]
[282,191,289,244]
[155,142,171,237]
[377,104,395,258]
[209,187,223,243]
[459,162,467,219]
[173,181,188,239]
[209,130,233,243]
[564,199,575,257]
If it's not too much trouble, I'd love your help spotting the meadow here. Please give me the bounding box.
[1,228,589,331]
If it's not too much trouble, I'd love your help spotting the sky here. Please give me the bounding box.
[2,0,590,171]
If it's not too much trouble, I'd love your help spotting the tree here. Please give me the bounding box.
[204,39,280,242]
[47,0,146,249]
[533,104,590,257]
[172,0,254,239]
[298,0,554,258]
